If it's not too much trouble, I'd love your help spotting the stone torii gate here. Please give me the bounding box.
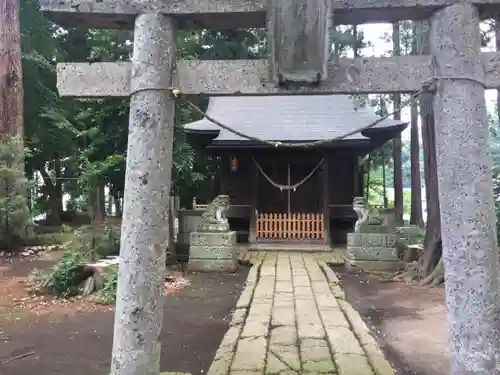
[40,0,500,374]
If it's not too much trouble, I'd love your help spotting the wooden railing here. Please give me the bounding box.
[256,212,324,240]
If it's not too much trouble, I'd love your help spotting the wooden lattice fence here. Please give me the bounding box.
[256,212,324,240]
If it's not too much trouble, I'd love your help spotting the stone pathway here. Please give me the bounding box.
[207,252,394,375]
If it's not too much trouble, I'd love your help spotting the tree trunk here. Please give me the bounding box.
[107,193,113,216]
[416,20,443,282]
[39,165,62,224]
[98,181,106,220]
[0,0,27,246]
[114,196,122,217]
[0,0,23,137]
[382,149,388,208]
[392,22,404,224]
[353,25,359,57]
[409,23,425,228]
[52,154,62,223]
[365,157,371,198]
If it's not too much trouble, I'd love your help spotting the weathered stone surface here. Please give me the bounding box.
[318,261,340,285]
[347,246,399,262]
[236,288,254,309]
[363,343,396,375]
[270,326,297,346]
[56,53,500,98]
[338,300,371,337]
[315,294,341,310]
[230,308,247,327]
[198,222,230,233]
[345,259,405,272]
[207,344,235,375]
[267,344,301,373]
[189,231,236,246]
[326,327,364,355]
[187,231,237,272]
[311,281,332,294]
[329,285,346,299]
[189,243,237,260]
[110,13,175,375]
[246,265,259,286]
[187,258,237,272]
[247,301,273,320]
[300,339,336,373]
[292,275,311,286]
[293,286,314,297]
[431,4,500,373]
[335,353,373,375]
[207,253,393,375]
[252,286,274,300]
[273,293,294,308]
[241,320,268,338]
[272,307,296,326]
[232,337,267,372]
[318,307,350,328]
[297,323,325,339]
[275,281,293,293]
[219,326,242,348]
[41,0,500,30]
[347,233,398,247]
[268,0,331,84]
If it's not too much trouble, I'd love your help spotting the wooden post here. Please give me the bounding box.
[322,157,330,245]
[249,157,258,244]
[431,4,500,373]
[110,13,176,375]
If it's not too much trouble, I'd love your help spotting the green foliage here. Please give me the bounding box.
[0,136,30,248]
[94,266,118,304]
[43,248,88,297]
[41,226,120,297]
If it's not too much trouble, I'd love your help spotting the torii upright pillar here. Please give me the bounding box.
[110,14,176,375]
[431,4,500,373]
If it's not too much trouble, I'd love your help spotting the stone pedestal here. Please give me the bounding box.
[176,210,203,262]
[346,232,403,271]
[188,231,238,272]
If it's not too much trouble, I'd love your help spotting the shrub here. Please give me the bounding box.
[94,266,118,304]
[40,226,120,297]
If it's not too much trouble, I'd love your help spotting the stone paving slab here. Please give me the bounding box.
[207,252,395,375]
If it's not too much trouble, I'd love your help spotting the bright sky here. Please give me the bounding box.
[357,23,498,142]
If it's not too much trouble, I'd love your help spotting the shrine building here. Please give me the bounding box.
[184,94,407,246]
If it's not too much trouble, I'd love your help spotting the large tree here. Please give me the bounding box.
[392,22,404,224]
[417,20,443,285]
[0,0,30,247]
[409,22,424,228]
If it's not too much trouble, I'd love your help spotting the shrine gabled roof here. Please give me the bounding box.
[183,95,407,143]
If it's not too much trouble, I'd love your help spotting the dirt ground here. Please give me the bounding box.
[0,252,248,375]
[334,266,450,375]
